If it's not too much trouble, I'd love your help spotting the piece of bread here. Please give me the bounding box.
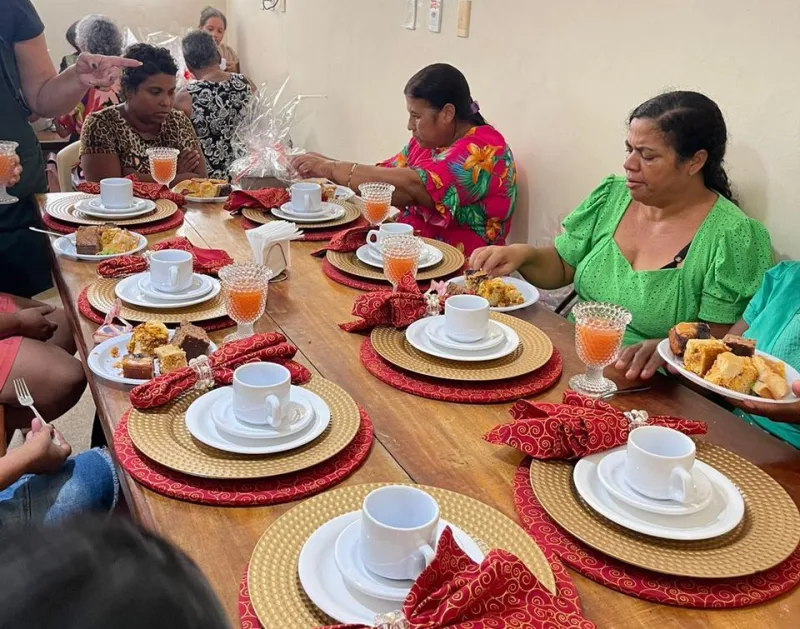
[722,334,756,358]
[704,353,759,394]
[668,322,712,357]
[762,356,786,379]
[171,320,211,361]
[683,339,729,376]
[154,344,187,375]
[100,229,139,255]
[752,356,790,399]
[464,269,490,293]
[127,321,170,356]
[122,354,154,380]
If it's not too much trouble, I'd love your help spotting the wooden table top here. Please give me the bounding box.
[38,193,800,628]
[36,129,70,149]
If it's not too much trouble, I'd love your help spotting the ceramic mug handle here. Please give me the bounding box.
[410,543,436,579]
[366,230,381,247]
[264,394,283,428]
[669,467,696,504]
[168,266,179,289]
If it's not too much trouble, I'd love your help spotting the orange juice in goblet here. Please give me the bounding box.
[0,141,19,205]
[146,147,179,186]
[359,182,395,226]
[382,235,423,292]
[570,302,632,397]
[219,263,272,343]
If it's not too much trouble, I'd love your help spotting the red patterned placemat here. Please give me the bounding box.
[42,209,185,235]
[360,338,563,403]
[77,286,235,332]
[114,408,374,506]
[241,216,369,242]
[513,459,800,608]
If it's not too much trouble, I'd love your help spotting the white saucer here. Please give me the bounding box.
[53,232,147,261]
[355,244,443,270]
[405,316,520,362]
[333,518,484,603]
[596,450,713,516]
[87,330,217,387]
[185,386,330,455]
[573,447,745,540]
[334,185,355,201]
[137,273,214,301]
[425,319,506,352]
[446,275,540,313]
[272,202,345,223]
[75,198,156,219]
[211,393,314,440]
[115,273,220,309]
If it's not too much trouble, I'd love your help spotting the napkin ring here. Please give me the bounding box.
[189,355,214,390]
[423,291,442,318]
[373,611,409,629]
[624,409,650,429]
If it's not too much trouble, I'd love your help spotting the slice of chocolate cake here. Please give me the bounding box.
[122,354,154,380]
[171,319,211,360]
[75,226,102,255]
[722,334,756,357]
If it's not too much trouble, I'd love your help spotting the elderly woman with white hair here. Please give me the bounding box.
[55,14,123,140]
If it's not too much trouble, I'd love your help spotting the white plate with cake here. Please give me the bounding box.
[658,323,799,404]
[88,320,217,386]
[54,226,147,261]
[446,271,539,312]
[172,178,233,203]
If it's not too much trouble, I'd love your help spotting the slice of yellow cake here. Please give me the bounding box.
[704,353,758,395]
[683,339,730,377]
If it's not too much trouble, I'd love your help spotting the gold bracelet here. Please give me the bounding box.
[346,162,358,189]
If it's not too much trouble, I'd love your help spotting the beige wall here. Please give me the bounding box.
[33,0,224,64]
[229,0,800,259]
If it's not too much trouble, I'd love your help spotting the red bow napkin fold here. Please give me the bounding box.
[340,274,432,333]
[97,237,233,279]
[324,527,595,629]
[224,188,290,214]
[311,225,371,257]
[77,175,186,206]
[484,390,707,460]
[129,332,311,409]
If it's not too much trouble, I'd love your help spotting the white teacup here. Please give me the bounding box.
[444,295,490,343]
[149,249,193,294]
[232,363,292,428]
[625,426,699,503]
[290,182,322,214]
[366,222,414,252]
[100,177,134,209]
[360,486,440,581]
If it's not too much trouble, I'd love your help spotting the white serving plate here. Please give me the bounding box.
[52,231,147,261]
[405,316,519,362]
[446,276,540,312]
[115,273,221,309]
[355,244,443,270]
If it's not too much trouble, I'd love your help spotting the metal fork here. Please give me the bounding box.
[598,386,652,400]
[13,378,61,446]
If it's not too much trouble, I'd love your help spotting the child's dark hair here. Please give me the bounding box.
[405,63,487,126]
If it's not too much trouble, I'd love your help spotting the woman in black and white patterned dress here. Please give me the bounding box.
[176,29,253,179]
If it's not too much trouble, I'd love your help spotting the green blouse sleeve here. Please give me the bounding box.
[554,175,616,269]
[699,218,774,324]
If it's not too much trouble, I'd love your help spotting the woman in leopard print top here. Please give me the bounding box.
[80,44,206,183]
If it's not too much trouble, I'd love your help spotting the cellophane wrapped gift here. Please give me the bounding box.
[228,77,325,189]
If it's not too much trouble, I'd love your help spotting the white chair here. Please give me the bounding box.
[55,141,80,192]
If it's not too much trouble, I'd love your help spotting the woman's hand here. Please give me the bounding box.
[74,53,141,89]
[16,305,58,341]
[615,339,665,381]
[469,244,530,277]
[290,154,335,180]
[22,419,71,475]
[724,381,800,423]
[177,148,202,176]
[7,154,22,187]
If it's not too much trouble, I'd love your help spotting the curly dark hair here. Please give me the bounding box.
[199,6,227,28]
[121,43,178,93]
[182,29,220,72]
[404,63,487,127]
[66,21,80,54]
[630,91,736,203]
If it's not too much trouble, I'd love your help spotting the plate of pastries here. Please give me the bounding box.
[172,178,233,202]
[445,270,539,312]
[657,322,799,404]
[54,224,147,261]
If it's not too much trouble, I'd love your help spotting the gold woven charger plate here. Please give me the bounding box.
[370,313,553,381]
[127,377,360,479]
[530,441,800,578]
[86,278,227,324]
[243,198,361,230]
[248,482,555,629]
[45,193,178,226]
[326,238,464,282]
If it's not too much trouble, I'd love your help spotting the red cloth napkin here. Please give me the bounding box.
[483,390,707,460]
[224,188,290,214]
[77,175,186,206]
[311,225,371,257]
[97,237,233,278]
[129,332,311,409]
[340,274,437,333]
[324,527,595,629]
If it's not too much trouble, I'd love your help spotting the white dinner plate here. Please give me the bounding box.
[74,198,156,219]
[115,273,221,309]
[137,273,214,301]
[596,449,713,516]
[333,517,484,603]
[334,185,355,201]
[425,318,506,352]
[573,447,745,541]
[272,202,345,223]
[446,276,540,312]
[657,339,800,405]
[52,231,147,261]
[211,393,315,440]
[405,316,520,362]
[173,184,240,203]
[184,386,330,455]
[87,331,217,387]
[355,244,443,271]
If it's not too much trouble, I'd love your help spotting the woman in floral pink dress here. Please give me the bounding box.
[292,63,517,255]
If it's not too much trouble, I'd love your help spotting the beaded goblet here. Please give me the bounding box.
[359,182,395,226]
[218,263,272,343]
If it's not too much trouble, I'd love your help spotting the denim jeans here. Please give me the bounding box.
[0,448,118,529]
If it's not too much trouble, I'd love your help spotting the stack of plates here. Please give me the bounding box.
[74,197,157,219]
[45,194,179,227]
[406,315,520,363]
[272,202,346,223]
[356,243,444,270]
[115,272,220,310]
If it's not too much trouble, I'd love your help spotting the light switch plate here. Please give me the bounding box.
[279,0,286,12]
[457,0,471,38]
[429,0,443,33]
[404,0,418,29]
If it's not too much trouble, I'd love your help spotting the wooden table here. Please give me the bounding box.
[39,194,800,628]
[36,129,70,152]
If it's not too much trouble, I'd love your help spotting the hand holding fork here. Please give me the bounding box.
[13,378,62,447]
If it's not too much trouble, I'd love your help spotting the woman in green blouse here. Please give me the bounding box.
[471,91,774,380]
